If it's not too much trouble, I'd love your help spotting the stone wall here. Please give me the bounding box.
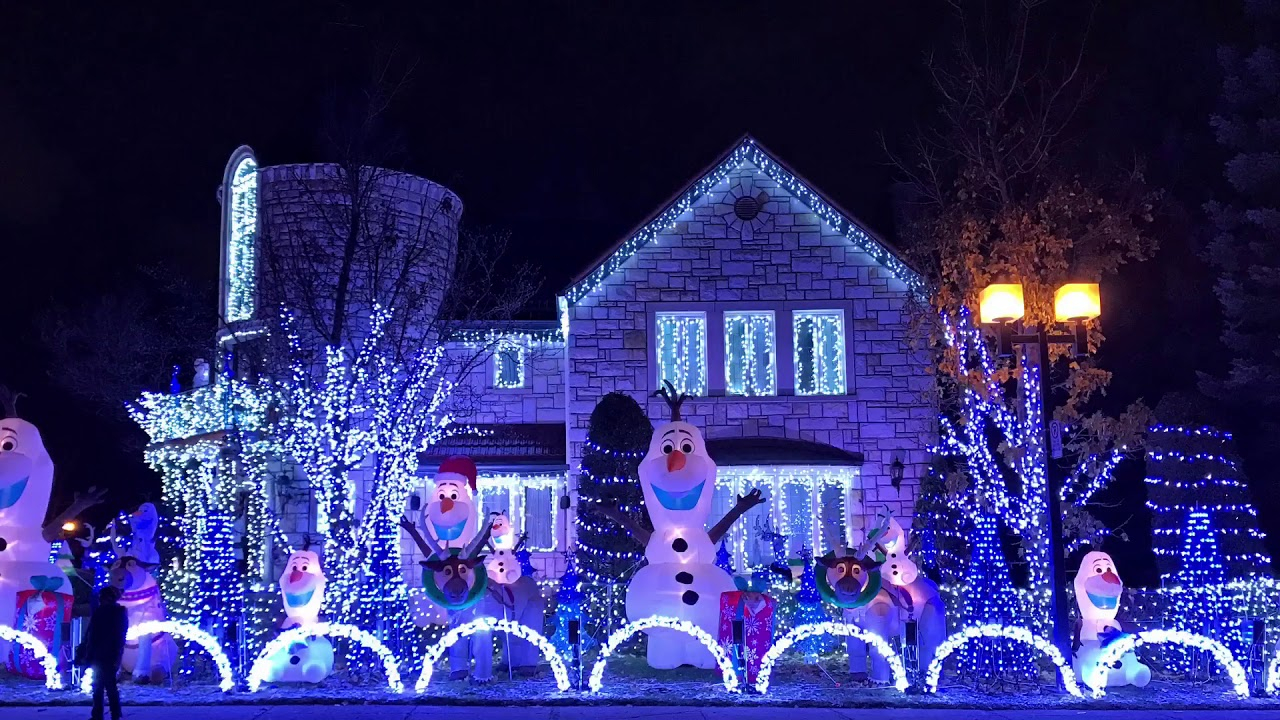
[443,342,567,425]
[564,161,936,539]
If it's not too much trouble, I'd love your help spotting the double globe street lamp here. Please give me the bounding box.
[977,280,1102,668]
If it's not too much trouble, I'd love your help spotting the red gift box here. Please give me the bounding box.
[6,576,72,679]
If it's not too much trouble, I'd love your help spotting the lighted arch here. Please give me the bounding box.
[587,615,738,694]
[219,146,259,323]
[247,622,402,693]
[78,620,235,694]
[755,621,908,693]
[924,624,1083,698]
[415,617,571,692]
[0,624,62,690]
[1092,629,1247,699]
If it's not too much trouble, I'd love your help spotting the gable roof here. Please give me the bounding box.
[562,134,925,305]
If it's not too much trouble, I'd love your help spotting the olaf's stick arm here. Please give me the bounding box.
[709,488,765,544]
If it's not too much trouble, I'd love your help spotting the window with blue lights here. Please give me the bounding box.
[655,311,707,396]
[794,310,846,395]
[493,338,525,389]
[724,311,776,396]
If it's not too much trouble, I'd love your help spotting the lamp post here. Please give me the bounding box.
[978,281,1101,669]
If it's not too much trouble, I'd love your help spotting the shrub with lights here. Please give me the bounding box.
[574,392,653,642]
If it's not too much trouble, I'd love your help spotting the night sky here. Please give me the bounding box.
[0,1,1252,573]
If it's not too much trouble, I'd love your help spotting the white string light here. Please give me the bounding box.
[655,312,707,396]
[923,624,1083,698]
[724,311,776,396]
[225,154,258,322]
[78,621,235,694]
[247,622,403,693]
[793,310,846,395]
[1089,629,1248,699]
[0,624,62,690]
[562,137,925,305]
[588,615,739,694]
[414,617,571,692]
[755,621,908,693]
[491,336,528,389]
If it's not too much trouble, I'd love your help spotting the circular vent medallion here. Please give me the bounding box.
[733,195,761,221]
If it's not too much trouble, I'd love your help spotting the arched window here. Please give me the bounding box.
[220,147,259,323]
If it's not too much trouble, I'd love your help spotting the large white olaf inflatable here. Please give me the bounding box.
[262,547,334,683]
[618,384,763,670]
[1071,550,1150,688]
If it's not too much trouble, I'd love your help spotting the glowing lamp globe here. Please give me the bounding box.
[61,521,77,533]
[1055,283,1101,322]
[978,283,1025,324]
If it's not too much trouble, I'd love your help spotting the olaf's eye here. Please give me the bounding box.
[1096,567,1103,574]
[0,439,14,452]
[681,441,693,454]
[662,441,674,455]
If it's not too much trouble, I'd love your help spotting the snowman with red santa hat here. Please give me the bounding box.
[424,456,479,550]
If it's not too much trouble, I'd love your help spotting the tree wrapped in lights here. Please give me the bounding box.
[958,513,1034,682]
[1145,424,1270,671]
[791,546,833,660]
[548,555,595,656]
[575,392,652,639]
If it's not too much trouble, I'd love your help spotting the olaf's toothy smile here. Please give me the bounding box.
[651,481,705,511]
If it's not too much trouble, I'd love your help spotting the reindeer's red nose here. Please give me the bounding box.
[440,498,455,513]
[1102,570,1120,585]
[667,450,686,472]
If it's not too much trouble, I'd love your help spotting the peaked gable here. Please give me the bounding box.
[563,135,924,305]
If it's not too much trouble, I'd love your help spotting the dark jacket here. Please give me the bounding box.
[86,601,128,668]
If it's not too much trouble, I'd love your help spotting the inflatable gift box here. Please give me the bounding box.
[6,575,72,678]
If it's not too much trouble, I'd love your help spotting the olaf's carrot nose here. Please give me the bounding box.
[667,450,686,472]
[440,498,455,513]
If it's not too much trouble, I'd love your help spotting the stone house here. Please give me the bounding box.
[428,136,936,575]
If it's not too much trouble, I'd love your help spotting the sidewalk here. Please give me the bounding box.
[10,708,1280,720]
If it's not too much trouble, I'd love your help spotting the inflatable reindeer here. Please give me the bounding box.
[0,388,103,677]
[601,382,765,670]
[108,553,177,683]
[262,541,334,683]
[817,531,896,682]
[1072,551,1150,688]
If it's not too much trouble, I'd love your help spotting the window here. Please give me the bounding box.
[472,473,560,551]
[493,338,525,389]
[793,310,846,395]
[724,311,776,396]
[222,151,258,323]
[655,312,707,395]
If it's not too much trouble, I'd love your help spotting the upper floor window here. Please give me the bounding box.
[493,338,525,389]
[793,310,846,395]
[655,312,707,396]
[724,311,776,396]
[221,148,259,323]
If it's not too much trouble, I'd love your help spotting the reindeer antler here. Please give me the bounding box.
[0,386,25,419]
[653,380,690,421]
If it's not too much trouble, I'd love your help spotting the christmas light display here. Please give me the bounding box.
[548,555,593,656]
[562,136,925,305]
[655,312,707,396]
[924,624,1083,698]
[474,473,561,551]
[724,311,776,396]
[1087,629,1248,699]
[793,310,846,395]
[1144,423,1270,673]
[588,615,739,694]
[716,466,855,571]
[790,547,833,659]
[414,617,571,692]
[957,513,1034,680]
[0,624,62,690]
[755,621,908,693]
[222,152,258,322]
[247,622,404,693]
[78,621,235,694]
[575,392,652,640]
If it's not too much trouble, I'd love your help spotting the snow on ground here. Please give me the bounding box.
[2,655,1274,709]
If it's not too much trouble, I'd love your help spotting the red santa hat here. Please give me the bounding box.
[435,455,477,494]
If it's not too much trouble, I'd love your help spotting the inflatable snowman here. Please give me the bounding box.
[620,384,763,669]
[263,547,334,683]
[424,456,479,550]
[1072,550,1150,688]
[0,401,76,672]
[110,503,160,566]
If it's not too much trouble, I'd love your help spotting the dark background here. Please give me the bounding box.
[0,1,1252,580]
